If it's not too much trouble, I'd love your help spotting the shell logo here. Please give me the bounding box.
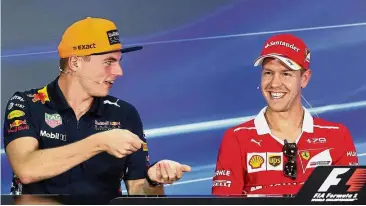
[249,155,264,169]
[7,110,25,120]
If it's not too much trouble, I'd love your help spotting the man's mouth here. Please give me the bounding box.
[269,92,285,99]
[104,80,115,86]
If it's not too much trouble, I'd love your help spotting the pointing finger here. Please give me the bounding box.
[181,164,192,172]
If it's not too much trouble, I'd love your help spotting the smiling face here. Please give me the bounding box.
[70,51,123,97]
[261,57,311,112]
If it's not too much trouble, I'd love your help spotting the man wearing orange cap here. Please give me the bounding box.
[212,34,358,195]
[3,17,191,197]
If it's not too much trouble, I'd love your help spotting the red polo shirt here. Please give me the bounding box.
[212,107,358,196]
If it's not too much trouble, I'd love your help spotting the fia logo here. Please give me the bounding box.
[311,168,366,202]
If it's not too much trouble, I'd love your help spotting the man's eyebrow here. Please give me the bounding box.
[262,68,294,72]
[103,57,121,62]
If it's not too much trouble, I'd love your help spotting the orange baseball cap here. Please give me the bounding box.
[58,17,143,58]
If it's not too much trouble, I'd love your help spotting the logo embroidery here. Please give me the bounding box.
[8,102,14,110]
[305,48,311,63]
[10,95,24,102]
[268,155,281,167]
[249,155,265,169]
[106,29,120,45]
[8,103,25,110]
[307,137,327,144]
[250,139,262,146]
[103,99,120,107]
[40,130,66,141]
[142,143,148,151]
[45,113,63,128]
[10,120,27,128]
[94,120,121,131]
[8,124,29,133]
[301,151,310,160]
[73,43,96,50]
[28,86,50,104]
[264,41,300,52]
[7,110,25,120]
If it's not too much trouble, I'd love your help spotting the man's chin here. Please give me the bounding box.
[267,103,289,113]
[91,91,109,98]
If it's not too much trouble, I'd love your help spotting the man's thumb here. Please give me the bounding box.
[181,164,192,172]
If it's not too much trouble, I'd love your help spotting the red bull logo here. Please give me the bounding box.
[8,125,30,133]
[94,120,121,131]
[10,120,27,128]
[28,86,50,104]
[110,121,120,126]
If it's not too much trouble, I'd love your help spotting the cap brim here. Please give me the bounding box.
[253,54,302,71]
[121,45,143,53]
[92,46,143,55]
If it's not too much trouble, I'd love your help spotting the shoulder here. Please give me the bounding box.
[231,119,256,133]
[218,119,256,148]
[101,96,144,135]
[223,119,256,138]
[313,117,347,131]
[313,117,352,139]
[6,86,47,106]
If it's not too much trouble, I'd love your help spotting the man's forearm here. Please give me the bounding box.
[142,179,164,195]
[13,135,103,184]
[127,179,164,195]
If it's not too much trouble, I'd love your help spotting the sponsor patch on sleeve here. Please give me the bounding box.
[7,110,25,120]
[142,143,148,151]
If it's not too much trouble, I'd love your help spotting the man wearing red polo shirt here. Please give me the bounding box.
[212,34,358,195]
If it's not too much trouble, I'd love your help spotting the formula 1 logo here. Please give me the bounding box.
[311,168,366,202]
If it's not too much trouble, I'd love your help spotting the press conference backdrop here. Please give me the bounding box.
[1,0,366,195]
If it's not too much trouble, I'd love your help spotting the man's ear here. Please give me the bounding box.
[301,69,312,89]
[68,55,80,72]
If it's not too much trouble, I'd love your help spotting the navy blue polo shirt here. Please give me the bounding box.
[3,77,150,197]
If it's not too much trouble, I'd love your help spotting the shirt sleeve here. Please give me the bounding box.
[212,129,245,195]
[3,92,38,149]
[123,105,150,180]
[332,124,358,166]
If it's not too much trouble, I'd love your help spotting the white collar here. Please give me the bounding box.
[254,106,314,135]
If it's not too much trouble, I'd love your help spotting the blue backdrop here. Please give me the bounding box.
[1,0,366,195]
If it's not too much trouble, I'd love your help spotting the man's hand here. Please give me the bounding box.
[96,129,144,158]
[147,160,192,184]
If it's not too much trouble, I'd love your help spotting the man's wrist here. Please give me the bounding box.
[142,178,165,195]
[146,162,163,187]
[89,133,105,153]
